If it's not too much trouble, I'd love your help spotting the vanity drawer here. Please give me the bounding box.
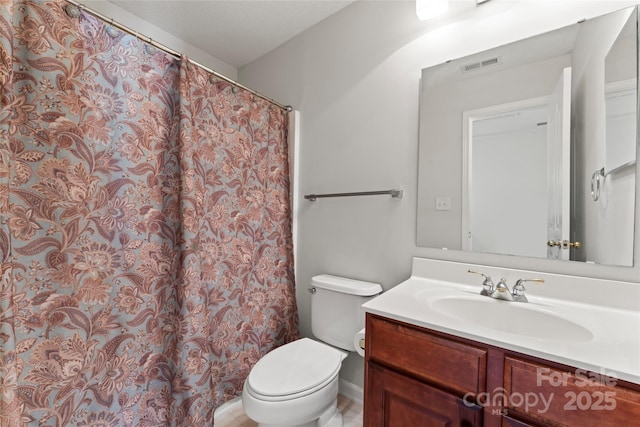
[366,314,487,395]
[503,356,640,426]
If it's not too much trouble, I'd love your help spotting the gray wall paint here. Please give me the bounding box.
[239,1,638,388]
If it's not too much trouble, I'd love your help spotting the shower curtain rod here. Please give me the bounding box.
[64,0,292,112]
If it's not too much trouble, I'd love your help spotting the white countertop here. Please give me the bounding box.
[362,259,640,385]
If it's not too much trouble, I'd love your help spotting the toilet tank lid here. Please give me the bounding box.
[311,274,382,296]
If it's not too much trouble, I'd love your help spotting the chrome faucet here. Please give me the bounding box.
[511,278,545,302]
[490,278,514,301]
[467,269,494,296]
[468,270,544,303]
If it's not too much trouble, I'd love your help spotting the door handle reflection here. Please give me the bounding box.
[547,240,581,249]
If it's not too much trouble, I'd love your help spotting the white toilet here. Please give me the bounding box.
[242,274,382,427]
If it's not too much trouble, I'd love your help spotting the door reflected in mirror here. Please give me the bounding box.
[417,6,638,267]
[462,68,571,261]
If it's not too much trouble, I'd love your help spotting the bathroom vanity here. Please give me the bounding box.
[361,258,640,426]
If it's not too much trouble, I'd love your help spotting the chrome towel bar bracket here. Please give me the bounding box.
[304,189,403,202]
[591,160,635,201]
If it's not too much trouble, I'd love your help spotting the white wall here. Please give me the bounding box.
[239,0,639,389]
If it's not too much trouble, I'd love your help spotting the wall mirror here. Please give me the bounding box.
[417,6,638,269]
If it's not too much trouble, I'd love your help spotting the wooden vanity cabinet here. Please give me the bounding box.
[363,314,640,427]
[501,356,640,427]
[364,314,486,427]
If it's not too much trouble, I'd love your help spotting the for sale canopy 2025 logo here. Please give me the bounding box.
[463,367,618,416]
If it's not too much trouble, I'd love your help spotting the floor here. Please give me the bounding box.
[214,394,363,427]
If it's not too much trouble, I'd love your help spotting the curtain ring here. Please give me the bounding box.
[64,4,81,18]
[106,19,119,38]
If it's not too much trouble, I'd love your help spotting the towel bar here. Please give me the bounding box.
[304,189,403,202]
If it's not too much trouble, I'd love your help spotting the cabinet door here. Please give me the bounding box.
[365,362,483,427]
[504,357,640,426]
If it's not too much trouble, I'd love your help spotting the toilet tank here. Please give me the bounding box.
[310,274,382,351]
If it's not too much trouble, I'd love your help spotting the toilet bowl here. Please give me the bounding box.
[242,275,382,427]
[242,338,347,427]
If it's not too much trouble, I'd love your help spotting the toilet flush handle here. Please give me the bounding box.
[308,287,316,294]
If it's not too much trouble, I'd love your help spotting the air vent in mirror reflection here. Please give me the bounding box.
[461,56,500,73]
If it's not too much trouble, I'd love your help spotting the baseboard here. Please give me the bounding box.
[213,396,242,418]
[339,378,364,404]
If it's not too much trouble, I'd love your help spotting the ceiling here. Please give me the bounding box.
[106,0,356,68]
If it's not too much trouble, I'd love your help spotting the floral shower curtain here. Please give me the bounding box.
[0,1,299,425]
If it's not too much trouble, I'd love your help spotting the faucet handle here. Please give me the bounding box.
[468,269,494,296]
[512,278,544,302]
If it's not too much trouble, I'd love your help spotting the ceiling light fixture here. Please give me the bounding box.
[416,0,449,21]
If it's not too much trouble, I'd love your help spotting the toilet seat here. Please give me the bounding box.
[246,338,345,402]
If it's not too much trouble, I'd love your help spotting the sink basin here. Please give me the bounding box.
[427,295,594,342]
